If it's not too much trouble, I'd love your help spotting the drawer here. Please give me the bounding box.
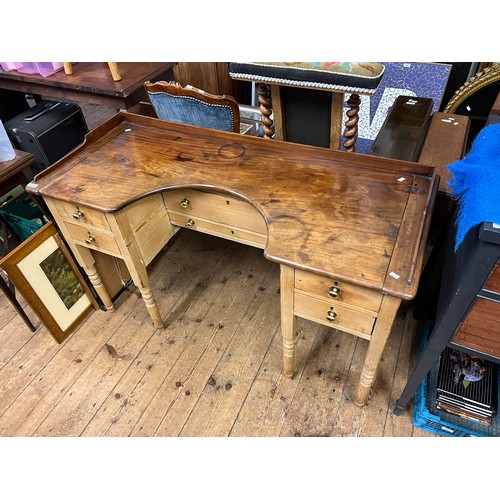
[168,212,267,249]
[294,268,382,313]
[63,221,122,257]
[163,189,267,235]
[52,198,111,231]
[294,292,376,339]
[451,297,500,359]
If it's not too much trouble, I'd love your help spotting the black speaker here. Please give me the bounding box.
[5,100,88,173]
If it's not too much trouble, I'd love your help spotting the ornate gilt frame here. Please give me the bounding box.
[443,63,500,113]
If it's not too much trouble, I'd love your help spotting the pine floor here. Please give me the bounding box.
[0,102,436,438]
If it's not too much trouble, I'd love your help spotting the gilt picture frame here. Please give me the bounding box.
[0,221,97,342]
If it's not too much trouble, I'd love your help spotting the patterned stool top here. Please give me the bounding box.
[229,62,385,94]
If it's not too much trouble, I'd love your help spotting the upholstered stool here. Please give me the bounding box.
[229,62,385,151]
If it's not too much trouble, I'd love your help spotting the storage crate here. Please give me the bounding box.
[412,327,500,437]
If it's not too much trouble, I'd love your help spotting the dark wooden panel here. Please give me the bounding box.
[417,112,470,194]
[451,297,500,359]
[369,95,433,161]
[173,62,241,101]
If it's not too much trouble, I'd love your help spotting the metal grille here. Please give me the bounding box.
[436,347,497,424]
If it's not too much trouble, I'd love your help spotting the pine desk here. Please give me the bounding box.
[27,112,438,406]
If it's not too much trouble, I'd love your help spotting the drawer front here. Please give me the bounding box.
[168,212,267,249]
[294,268,382,313]
[451,297,500,359]
[294,292,376,339]
[64,221,122,256]
[163,189,267,235]
[52,199,111,231]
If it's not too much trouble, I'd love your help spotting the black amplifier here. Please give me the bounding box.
[5,100,88,173]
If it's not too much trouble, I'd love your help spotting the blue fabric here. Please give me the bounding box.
[148,93,235,132]
[448,124,500,250]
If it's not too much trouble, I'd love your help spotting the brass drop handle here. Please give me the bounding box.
[186,218,195,227]
[328,282,341,298]
[85,234,96,245]
[180,198,190,208]
[72,209,84,219]
[326,306,337,322]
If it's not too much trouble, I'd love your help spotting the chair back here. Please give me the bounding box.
[144,81,240,133]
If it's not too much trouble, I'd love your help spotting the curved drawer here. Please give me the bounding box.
[163,189,267,235]
[168,213,267,249]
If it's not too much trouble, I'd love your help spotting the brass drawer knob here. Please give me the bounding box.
[85,234,96,245]
[180,198,190,208]
[326,306,337,322]
[72,209,84,219]
[328,282,341,298]
[186,218,195,227]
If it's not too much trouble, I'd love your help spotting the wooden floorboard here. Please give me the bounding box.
[0,228,433,437]
[0,101,437,438]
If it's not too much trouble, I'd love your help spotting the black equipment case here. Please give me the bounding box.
[5,100,88,173]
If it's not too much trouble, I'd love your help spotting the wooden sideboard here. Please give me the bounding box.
[27,112,438,406]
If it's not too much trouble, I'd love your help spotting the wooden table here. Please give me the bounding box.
[27,113,437,406]
[0,149,37,202]
[0,62,175,110]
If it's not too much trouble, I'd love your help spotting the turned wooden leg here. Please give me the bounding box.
[137,284,163,329]
[63,62,73,75]
[85,262,114,311]
[107,62,122,82]
[355,294,401,406]
[343,93,361,152]
[280,265,297,377]
[257,83,274,139]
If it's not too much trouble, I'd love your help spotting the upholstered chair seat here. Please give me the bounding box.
[144,81,240,133]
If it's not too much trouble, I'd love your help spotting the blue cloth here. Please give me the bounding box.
[448,124,500,250]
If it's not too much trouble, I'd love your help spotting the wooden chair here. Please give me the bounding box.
[144,80,240,133]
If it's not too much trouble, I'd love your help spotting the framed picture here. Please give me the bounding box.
[0,221,97,343]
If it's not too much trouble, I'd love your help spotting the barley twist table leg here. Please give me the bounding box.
[343,93,361,152]
[257,83,274,139]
